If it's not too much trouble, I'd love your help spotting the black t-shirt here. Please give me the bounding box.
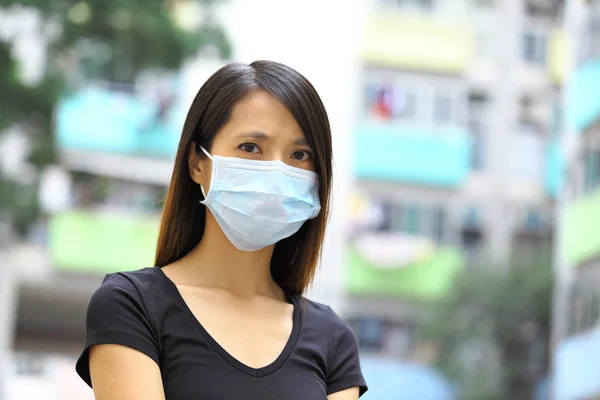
[76,267,368,399]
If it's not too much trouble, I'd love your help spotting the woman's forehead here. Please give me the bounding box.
[217,90,306,143]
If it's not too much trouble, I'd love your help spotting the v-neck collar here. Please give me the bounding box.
[153,266,302,378]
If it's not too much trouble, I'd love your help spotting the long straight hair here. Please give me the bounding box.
[154,61,333,295]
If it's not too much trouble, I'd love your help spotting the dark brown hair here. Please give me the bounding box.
[154,61,332,295]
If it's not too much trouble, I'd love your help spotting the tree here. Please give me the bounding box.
[0,0,230,236]
[0,39,60,234]
[420,253,553,400]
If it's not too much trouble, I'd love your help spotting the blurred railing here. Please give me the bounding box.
[344,240,463,301]
[48,210,159,275]
[566,57,600,132]
[361,12,476,74]
[563,186,600,266]
[55,84,184,159]
[353,122,472,187]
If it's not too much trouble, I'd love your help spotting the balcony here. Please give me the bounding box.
[548,29,569,85]
[344,233,463,301]
[564,187,600,266]
[353,123,472,187]
[56,87,183,159]
[49,211,160,274]
[362,13,475,74]
[566,57,600,132]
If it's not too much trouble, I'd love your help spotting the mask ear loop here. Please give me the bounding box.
[199,145,213,160]
[198,146,213,199]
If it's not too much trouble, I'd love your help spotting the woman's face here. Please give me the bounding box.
[189,89,315,190]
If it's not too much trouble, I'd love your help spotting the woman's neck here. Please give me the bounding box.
[173,213,283,300]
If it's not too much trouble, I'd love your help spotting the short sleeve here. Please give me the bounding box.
[75,274,160,388]
[325,308,368,397]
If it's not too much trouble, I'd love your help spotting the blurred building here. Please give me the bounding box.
[1,0,583,398]
[554,0,600,399]
[1,0,365,397]
[345,0,565,363]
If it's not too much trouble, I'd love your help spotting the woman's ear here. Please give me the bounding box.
[188,142,207,185]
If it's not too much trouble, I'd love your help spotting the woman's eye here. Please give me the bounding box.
[240,143,260,153]
[292,150,312,161]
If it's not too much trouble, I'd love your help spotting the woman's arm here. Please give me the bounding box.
[327,387,360,400]
[89,344,166,400]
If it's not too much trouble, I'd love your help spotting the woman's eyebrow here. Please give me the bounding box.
[235,132,311,148]
[294,137,310,146]
[235,131,270,141]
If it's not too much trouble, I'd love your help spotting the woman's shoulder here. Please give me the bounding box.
[99,266,162,291]
[296,296,353,334]
[89,267,166,310]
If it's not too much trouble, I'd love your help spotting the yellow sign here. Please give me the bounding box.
[362,13,475,73]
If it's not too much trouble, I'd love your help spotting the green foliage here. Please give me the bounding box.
[0,0,230,239]
[420,254,553,400]
[0,176,40,236]
[0,42,61,135]
[1,0,230,82]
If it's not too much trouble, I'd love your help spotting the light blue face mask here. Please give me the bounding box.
[199,146,321,252]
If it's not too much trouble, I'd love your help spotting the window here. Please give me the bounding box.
[434,93,452,123]
[365,82,416,121]
[581,4,600,63]
[351,318,416,356]
[386,203,419,234]
[513,208,552,262]
[392,87,417,119]
[522,30,547,65]
[468,95,488,170]
[472,0,494,7]
[550,103,563,140]
[513,121,544,181]
[584,150,600,193]
[365,76,464,125]
[380,0,433,11]
[389,203,403,232]
[524,208,543,232]
[356,318,384,351]
[378,202,393,232]
[569,288,600,336]
[382,323,415,358]
[375,200,449,243]
[470,123,486,170]
[464,206,480,228]
[366,83,393,120]
[432,207,446,243]
[405,205,420,234]
[461,206,484,254]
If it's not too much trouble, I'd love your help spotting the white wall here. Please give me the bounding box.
[216,0,365,311]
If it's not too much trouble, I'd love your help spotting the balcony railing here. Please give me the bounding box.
[353,122,472,186]
[362,13,475,74]
[564,186,600,266]
[49,210,160,274]
[344,241,463,301]
[56,85,184,159]
[566,57,600,132]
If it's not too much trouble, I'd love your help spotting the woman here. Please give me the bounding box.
[75,61,368,399]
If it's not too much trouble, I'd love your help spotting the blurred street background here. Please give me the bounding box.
[0,0,599,399]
